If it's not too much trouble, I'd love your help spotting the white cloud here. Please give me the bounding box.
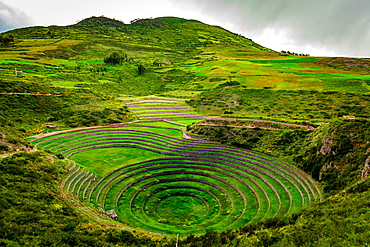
[8,0,180,26]
[0,1,33,32]
[168,0,370,58]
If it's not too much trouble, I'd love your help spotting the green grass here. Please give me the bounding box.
[187,88,370,122]
[170,119,203,126]
[72,147,169,176]
[129,121,187,129]
[321,78,370,93]
[2,16,369,98]
[31,124,320,236]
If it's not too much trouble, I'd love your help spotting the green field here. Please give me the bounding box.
[31,125,321,236]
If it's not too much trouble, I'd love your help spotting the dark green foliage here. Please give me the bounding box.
[138,64,145,75]
[0,34,14,45]
[0,78,133,142]
[104,52,129,65]
[63,107,130,127]
[216,80,240,88]
[0,144,9,151]
[0,126,30,153]
[131,18,167,27]
[0,151,73,245]
[0,151,169,246]
[294,119,370,192]
[189,119,370,195]
[187,88,370,121]
[77,16,125,27]
[0,94,63,128]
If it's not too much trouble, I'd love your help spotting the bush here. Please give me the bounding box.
[0,144,9,151]
[138,64,145,75]
[104,52,128,65]
[0,35,15,45]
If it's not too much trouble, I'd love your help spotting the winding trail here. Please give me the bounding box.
[0,92,52,96]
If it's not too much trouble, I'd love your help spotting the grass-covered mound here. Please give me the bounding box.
[32,125,321,236]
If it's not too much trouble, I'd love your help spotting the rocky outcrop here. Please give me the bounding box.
[361,156,370,180]
[106,209,118,220]
[98,206,118,220]
[98,206,105,215]
[320,137,334,155]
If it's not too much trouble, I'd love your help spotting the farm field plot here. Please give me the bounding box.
[32,124,321,236]
[123,96,205,122]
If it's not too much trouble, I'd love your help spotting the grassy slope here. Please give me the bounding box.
[0,151,170,246]
[188,119,370,194]
[1,16,370,246]
[179,179,370,246]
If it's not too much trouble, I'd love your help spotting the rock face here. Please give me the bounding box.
[99,206,105,215]
[361,156,370,180]
[320,137,334,155]
[98,206,118,219]
[106,209,118,220]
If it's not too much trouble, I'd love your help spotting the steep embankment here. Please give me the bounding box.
[188,119,370,194]
[0,151,174,246]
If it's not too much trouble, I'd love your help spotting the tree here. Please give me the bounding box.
[138,64,145,75]
[47,30,54,38]
[0,34,15,45]
[104,52,128,65]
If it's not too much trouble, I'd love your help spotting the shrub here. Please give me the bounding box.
[0,144,9,151]
[104,52,128,65]
[138,64,145,75]
[0,35,15,45]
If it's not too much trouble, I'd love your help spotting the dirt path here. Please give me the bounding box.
[31,121,187,140]
[0,92,52,96]
[31,125,119,140]
[195,123,283,130]
[0,148,38,158]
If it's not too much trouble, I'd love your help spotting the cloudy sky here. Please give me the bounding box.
[1,0,369,58]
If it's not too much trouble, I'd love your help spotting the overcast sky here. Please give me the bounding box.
[1,0,369,58]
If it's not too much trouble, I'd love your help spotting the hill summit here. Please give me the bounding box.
[76,16,125,27]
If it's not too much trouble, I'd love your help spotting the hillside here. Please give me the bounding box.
[1,16,370,246]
